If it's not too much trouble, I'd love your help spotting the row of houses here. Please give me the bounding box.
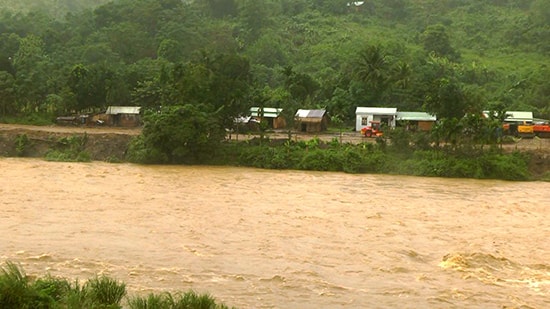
[241,106,438,133]
[64,105,542,133]
[355,107,437,132]
[355,108,548,132]
[57,106,142,127]
[240,107,330,133]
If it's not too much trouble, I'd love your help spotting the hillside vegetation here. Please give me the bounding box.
[0,0,109,18]
[0,0,548,126]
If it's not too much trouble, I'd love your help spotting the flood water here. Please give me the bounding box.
[1,158,548,308]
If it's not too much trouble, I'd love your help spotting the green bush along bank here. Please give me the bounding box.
[0,262,235,309]
[213,137,531,181]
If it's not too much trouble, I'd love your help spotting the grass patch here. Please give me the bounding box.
[44,134,91,162]
[213,139,531,181]
[14,134,31,157]
[539,172,550,182]
[0,262,235,309]
[0,114,54,126]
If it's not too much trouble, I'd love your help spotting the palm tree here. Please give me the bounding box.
[354,45,388,102]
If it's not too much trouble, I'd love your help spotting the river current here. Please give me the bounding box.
[0,158,548,308]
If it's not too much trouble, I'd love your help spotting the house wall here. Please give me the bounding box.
[303,122,322,132]
[118,114,140,127]
[418,121,434,131]
[250,116,286,129]
[296,117,327,132]
[356,114,396,131]
[356,114,372,131]
[273,116,286,129]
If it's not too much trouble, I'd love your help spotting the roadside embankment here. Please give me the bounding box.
[0,124,548,181]
[0,124,136,161]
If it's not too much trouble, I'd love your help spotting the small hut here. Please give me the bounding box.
[294,109,329,132]
[250,107,286,129]
[396,112,437,132]
[103,106,141,127]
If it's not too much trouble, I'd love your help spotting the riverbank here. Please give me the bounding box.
[0,124,137,161]
[1,123,549,180]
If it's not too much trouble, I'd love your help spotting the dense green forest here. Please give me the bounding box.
[0,0,548,126]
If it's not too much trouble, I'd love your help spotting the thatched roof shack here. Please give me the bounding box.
[396,111,437,131]
[104,106,141,127]
[294,109,329,132]
[250,107,286,129]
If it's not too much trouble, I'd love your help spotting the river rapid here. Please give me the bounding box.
[1,158,548,308]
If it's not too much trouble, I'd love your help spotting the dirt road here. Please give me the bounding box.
[1,123,550,154]
[0,123,141,135]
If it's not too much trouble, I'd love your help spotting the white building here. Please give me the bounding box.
[355,107,397,131]
[482,110,534,123]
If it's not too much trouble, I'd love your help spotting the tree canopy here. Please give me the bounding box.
[0,0,548,123]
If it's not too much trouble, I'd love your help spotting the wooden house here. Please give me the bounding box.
[294,109,329,132]
[396,112,437,132]
[249,107,286,129]
[103,106,141,127]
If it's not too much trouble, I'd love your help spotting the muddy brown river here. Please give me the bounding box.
[1,158,548,308]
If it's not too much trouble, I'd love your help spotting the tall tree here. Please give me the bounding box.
[0,71,16,116]
[354,45,389,103]
[12,34,50,113]
[237,0,271,41]
[421,24,460,61]
[128,104,225,164]
[282,66,320,103]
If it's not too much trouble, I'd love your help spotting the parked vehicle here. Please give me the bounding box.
[361,121,384,137]
[503,122,535,138]
[55,116,80,126]
[533,123,550,138]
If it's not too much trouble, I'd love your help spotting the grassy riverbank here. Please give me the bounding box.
[1,123,549,181]
[0,262,234,309]
[209,137,540,181]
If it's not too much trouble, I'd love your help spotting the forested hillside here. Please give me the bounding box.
[0,0,548,125]
[0,0,109,17]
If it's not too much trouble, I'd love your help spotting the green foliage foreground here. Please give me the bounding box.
[126,133,532,181]
[229,138,531,181]
[0,261,235,309]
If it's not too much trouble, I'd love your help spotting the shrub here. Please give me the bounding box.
[387,127,412,152]
[127,105,225,164]
[128,290,235,309]
[85,275,126,308]
[297,148,341,171]
[45,134,91,162]
[14,134,30,157]
[0,262,234,309]
[0,262,54,309]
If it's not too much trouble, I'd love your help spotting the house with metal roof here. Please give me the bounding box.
[396,111,437,131]
[355,107,397,131]
[295,109,329,132]
[503,111,533,123]
[482,111,534,123]
[103,106,141,127]
[249,107,286,129]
